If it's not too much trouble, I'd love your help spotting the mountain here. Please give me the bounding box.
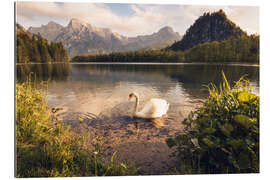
[168,9,247,51]
[28,18,181,57]
[28,21,64,41]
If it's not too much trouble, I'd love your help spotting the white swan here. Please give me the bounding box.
[129,92,169,119]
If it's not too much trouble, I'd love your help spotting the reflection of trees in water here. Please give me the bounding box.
[168,64,259,96]
[17,63,70,82]
[71,63,259,96]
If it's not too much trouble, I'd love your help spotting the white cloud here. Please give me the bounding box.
[16,2,259,36]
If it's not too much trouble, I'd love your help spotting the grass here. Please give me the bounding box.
[16,78,137,177]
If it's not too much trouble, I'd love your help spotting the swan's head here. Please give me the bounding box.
[129,92,138,101]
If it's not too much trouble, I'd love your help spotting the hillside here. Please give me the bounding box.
[168,9,247,51]
[16,23,69,63]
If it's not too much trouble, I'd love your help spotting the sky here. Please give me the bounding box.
[16,1,259,37]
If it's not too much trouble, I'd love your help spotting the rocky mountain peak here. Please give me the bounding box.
[158,26,174,34]
[46,21,62,27]
[67,18,89,30]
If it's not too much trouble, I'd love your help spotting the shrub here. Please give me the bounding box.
[16,79,136,177]
[166,72,259,174]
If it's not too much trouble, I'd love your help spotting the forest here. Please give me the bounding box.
[16,32,69,63]
[72,34,259,63]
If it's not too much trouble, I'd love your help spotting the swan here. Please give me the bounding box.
[128,92,169,119]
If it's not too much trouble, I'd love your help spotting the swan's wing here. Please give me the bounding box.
[136,98,169,118]
[135,100,156,118]
[150,98,169,117]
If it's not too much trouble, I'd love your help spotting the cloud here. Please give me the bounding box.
[16,2,259,36]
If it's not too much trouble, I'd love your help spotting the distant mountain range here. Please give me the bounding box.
[28,18,181,57]
[168,10,247,51]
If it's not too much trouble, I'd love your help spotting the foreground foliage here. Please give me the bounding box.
[166,72,259,174]
[16,80,136,177]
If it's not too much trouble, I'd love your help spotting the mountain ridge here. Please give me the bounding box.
[28,19,181,57]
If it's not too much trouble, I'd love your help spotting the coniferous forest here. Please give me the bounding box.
[16,24,69,63]
[72,34,259,63]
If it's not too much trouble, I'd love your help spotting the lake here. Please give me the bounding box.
[17,62,259,113]
[16,62,259,174]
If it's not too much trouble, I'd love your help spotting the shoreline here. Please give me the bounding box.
[17,61,260,67]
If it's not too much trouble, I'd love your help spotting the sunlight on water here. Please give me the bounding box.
[17,63,259,128]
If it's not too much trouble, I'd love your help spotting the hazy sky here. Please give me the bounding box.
[16,2,259,37]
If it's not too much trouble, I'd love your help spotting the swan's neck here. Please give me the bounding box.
[133,95,139,115]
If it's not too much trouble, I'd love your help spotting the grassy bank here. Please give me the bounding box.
[16,79,137,177]
[167,72,259,174]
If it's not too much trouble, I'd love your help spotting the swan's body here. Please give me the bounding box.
[129,92,169,119]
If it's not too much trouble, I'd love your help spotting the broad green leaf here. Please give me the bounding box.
[204,127,216,134]
[238,92,257,103]
[227,139,244,148]
[202,138,214,147]
[234,114,252,129]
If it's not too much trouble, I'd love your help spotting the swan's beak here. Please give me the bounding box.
[128,95,132,101]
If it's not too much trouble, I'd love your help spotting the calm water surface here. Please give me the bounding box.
[17,63,259,124]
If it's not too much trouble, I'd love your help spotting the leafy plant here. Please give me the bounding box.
[166,72,259,174]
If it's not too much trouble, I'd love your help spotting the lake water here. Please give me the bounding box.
[17,63,259,110]
[17,62,260,131]
[16,62,260,174]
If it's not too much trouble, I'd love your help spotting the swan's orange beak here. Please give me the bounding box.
[128,95,132,101]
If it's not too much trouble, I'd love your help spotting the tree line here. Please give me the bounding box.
[72,34,259,63]
[16,33,69,63]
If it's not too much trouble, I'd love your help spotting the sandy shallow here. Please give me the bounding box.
[54,100,201,175]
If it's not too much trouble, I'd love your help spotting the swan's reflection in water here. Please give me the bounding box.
[151,118,165,128]
[132,116,167,137]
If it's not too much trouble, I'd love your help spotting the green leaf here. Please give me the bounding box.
[202,138,214,147]
[224,123,234,132]
[110,151,117,164]
[234,114,252,129]
[204,127,216,134]
[238,91,257,103]
[220,125,230,137]
[227,139,244,149]
[222,71,231,91]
